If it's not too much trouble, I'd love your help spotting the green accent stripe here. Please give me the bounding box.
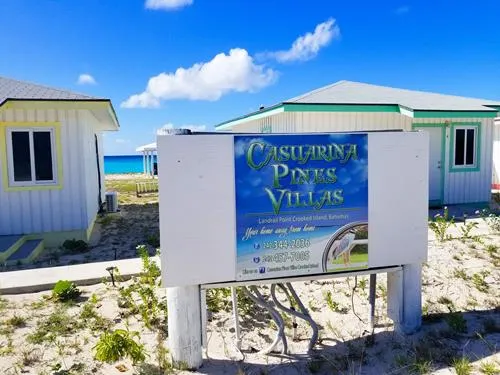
[215,102,498,129]
[283,103,400,113]
[215,105,283,129]
[414,111,496,119]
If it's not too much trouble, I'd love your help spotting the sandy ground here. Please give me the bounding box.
[0,217,499,375]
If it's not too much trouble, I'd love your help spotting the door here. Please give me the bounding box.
[414,126,443,204]
[426,127,443,203]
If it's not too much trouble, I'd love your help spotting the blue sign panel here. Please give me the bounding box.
[234,134,369,281]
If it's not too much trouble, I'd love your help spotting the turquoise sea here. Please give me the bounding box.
[104,155,157,174]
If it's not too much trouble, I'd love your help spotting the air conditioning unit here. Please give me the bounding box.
[105,191,118,213]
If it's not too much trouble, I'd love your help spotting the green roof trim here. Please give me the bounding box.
[215,105,283,130]
[215,102,498,130]
[413,110,497,119]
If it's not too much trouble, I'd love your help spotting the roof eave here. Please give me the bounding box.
[0,98,120,130]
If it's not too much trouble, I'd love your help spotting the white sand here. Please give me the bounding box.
[0,218,499,374]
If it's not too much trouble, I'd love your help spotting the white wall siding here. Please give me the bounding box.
[414,118,493,205]
[228,111,493,205]
[230,111,413,133]
[0,108,89,235]
[493,118,500,188]
[82,111,106,227]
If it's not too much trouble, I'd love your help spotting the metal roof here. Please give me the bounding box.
[136,142,157,152]
[285,80,500,111]
[0,75,102,105]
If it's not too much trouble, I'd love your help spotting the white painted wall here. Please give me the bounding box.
[493,118,500,189]
[82,111,106,227]
[159,132,428,287]
[0,107,105,235]
[228,112,494,205]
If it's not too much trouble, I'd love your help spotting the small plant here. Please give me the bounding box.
[116,246,168,329]
[323,291,348,314]
[94,329,146,364]
[79,299,111,332]
[479,361,500,375]
[28,308,80,344]
[0,297,8,311]
[453,268,469,280]
[146,233,160,249]
[154,332,173,374]
[471,272,489,293]
[99,215,115,227]
[452,357,473,375]
[52,280,81,302]
[6,315,26,328]
[358,277,368,294]
[308,299,319,312]
[377,284,387,300]
[429,207,455,242]
[62,239,88,254]
[459,220,479,242]
[486,244,499,257]
[446,312,468,334]
[19,347,42,366]
[466,297,479,311]
[437,296,456,312]
[409,358,433,374]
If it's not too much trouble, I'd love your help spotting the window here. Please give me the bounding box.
[453,126,478,169]
[6,128,57,186]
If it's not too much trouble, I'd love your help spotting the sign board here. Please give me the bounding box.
[234,134,368,281]
[158,131,429,287]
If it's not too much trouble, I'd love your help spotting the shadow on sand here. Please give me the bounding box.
[137,308,500,375]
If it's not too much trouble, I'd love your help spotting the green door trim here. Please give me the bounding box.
[412,123,447,205]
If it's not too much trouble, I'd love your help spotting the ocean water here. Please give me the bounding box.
[104,155,157,174]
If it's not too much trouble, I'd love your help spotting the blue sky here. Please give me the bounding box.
[1,0,499,155]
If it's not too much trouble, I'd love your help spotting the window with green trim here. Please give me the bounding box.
[452,126,477,168]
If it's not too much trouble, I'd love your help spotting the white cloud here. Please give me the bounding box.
[265,18,340,63]
[156,123,207,135]
[395,5,410,14]
[121,48,277,108]
[115,138,130,144]
[77,73,96,85]
[145,0,193,10]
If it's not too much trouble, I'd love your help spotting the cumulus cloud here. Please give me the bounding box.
[77,74,96,85]
[145,0,193,10]
[121,49,277,108]
[156,123,207,135]
[264,18,340,63]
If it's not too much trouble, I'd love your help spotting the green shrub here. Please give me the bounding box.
[52,280,81,302]
[146,233,160,249]
[62,239,88,254]
[94,329,146,364]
